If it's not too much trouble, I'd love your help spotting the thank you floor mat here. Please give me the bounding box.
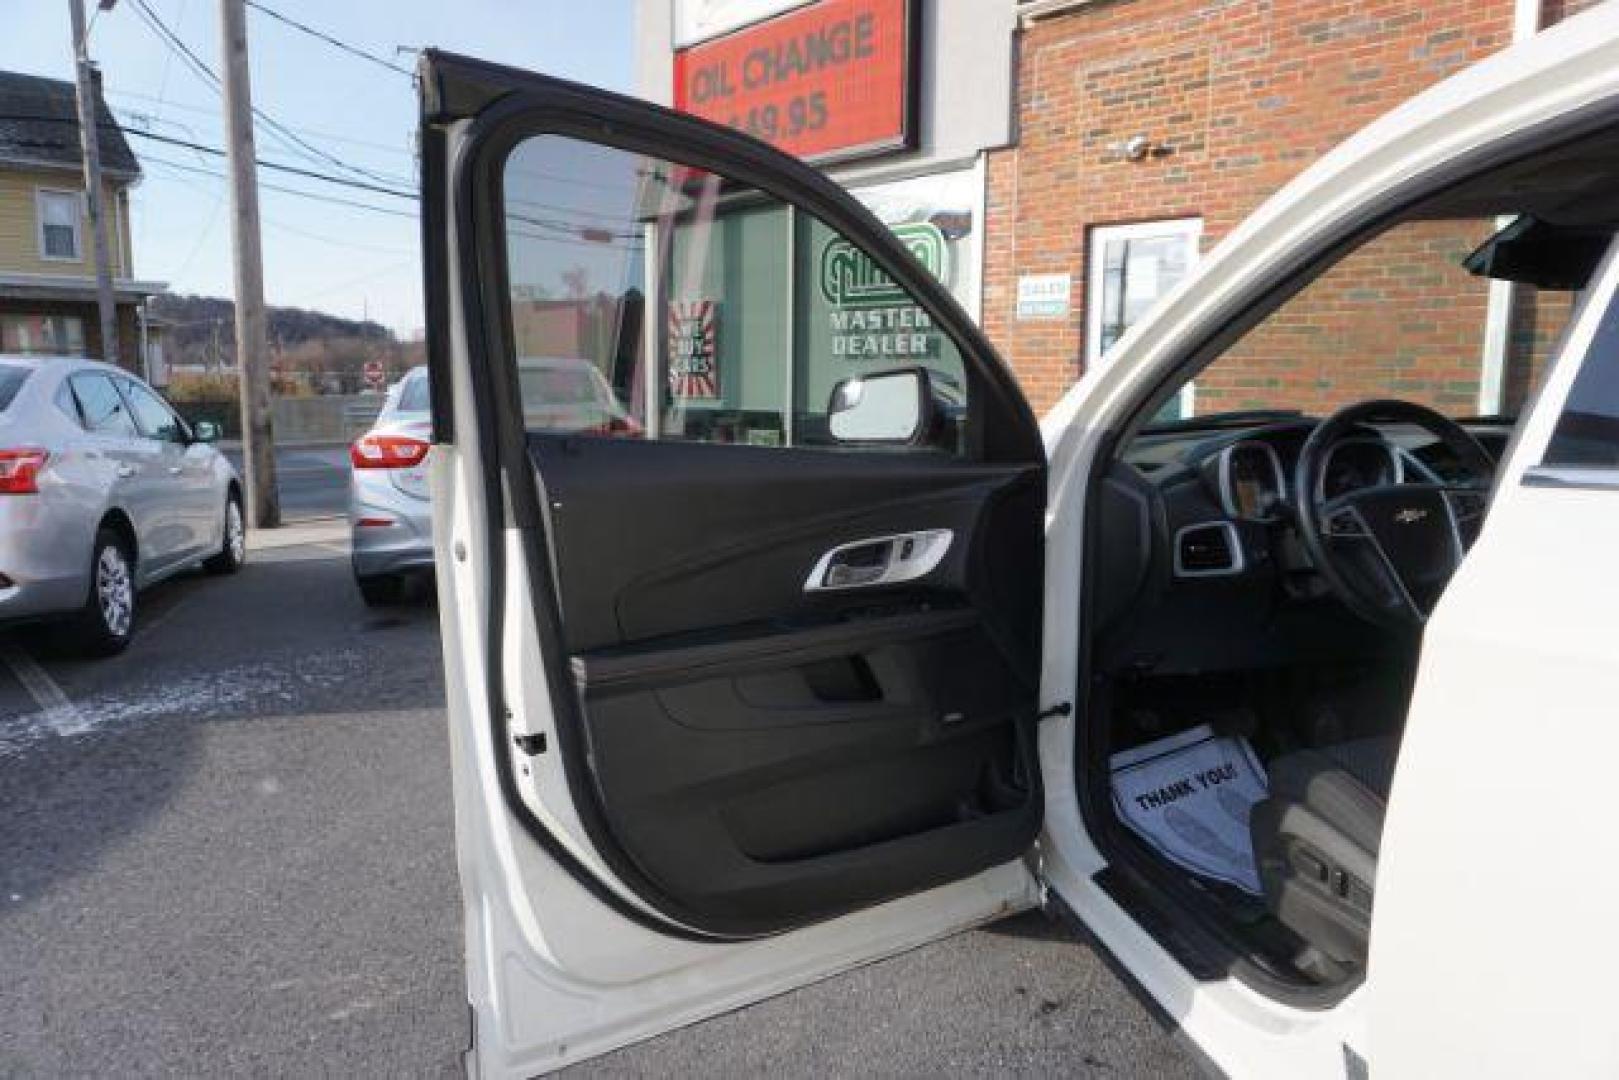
[1109,723,1269,895]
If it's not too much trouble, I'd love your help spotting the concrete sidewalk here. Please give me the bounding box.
[247,517,347,552]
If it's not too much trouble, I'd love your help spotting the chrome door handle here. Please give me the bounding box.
[117,464,138,478]
[169,466,183,475]
[804,529,953,591]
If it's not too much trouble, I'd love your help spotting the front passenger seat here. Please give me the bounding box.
[1249,737,1399,964]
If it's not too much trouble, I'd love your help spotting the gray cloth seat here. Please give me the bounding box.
[1249,736,1399,963]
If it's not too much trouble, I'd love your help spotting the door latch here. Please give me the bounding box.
[803,529,953,592]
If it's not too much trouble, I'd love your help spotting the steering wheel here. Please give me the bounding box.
[1295,400,1495,628]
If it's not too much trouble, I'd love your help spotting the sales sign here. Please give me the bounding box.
[668,300,721,400]
[672,0,918,164]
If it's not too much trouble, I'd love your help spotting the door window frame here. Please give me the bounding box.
[68,371,138,436]
[1086,217,1203,416]
[116,377,190,444]
[432,64,1047,941]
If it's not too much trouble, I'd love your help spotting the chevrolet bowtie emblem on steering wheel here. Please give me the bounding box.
[1393,508,1429,524]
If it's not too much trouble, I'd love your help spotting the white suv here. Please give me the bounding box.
[418,8,1619,1077]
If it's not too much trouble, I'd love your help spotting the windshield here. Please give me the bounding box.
[395,371,430,414]
[1137,217,1578,435]
[0,364,30,412]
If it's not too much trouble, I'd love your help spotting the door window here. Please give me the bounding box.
[119,380,188,443]
[69,373,138,436]
[501,136,968,452]
[1541,282,1619,470]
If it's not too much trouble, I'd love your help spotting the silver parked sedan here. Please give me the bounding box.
[348,366,434,605]
[0,355,244,654]
[348,359,639,605]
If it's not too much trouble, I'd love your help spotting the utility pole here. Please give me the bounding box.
[68,0,119,366]
[218,0,279,527]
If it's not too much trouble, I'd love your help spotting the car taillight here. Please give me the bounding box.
[350,434,430,470]
[0,449,48,494]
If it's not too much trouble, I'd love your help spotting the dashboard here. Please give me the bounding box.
[1091,415,1508,677]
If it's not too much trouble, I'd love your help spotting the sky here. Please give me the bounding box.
[0,0,637,337]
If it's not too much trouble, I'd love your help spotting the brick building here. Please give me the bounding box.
[988,0,1608,417]
[637,0,1605,421]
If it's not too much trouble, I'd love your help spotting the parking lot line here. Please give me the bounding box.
[0,643,88,737]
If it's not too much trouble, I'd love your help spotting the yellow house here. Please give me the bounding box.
[0,69,164,373]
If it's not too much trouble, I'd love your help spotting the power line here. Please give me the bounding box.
[131,126,415,196]
[242,0,414,78]
[125,0,414,189]
[139,156,416,255]
[143,155,642,251]
[141,153,419,217]
[0,113,415,198]
[109,88,415,157]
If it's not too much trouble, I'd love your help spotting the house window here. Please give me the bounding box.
[37,189,84,261]
[0,313,85,356]
[1086,217,1202,417]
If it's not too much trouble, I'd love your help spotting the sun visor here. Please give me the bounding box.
[1463,215,1612,291]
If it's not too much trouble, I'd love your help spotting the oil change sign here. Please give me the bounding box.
[673,0,918,164]
[819,221,947,361]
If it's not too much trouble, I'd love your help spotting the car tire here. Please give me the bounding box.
[203,493,246,575]
[70,528,137,656]
[357,574,405,607]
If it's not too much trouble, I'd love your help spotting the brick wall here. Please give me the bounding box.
[984,0,1538,416]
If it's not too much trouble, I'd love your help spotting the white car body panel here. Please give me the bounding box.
[1034,10,1619,1078]
[1367,245,1619,1078]
[428,205,1038,1071]
[434,6,1619,1076]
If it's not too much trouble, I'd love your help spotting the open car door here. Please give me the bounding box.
[420,52,1049,1075]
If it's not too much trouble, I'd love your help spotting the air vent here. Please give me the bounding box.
[1174,522,1244,577]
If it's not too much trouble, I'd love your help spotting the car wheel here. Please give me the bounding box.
[204,493,246,575]
[71,528,136,655]
[357,574,405,607]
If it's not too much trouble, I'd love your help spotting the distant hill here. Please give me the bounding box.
[149,293,394,367]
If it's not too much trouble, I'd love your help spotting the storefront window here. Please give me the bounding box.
[0,313,86,356]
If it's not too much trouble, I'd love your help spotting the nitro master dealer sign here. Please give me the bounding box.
[673,0,919,164]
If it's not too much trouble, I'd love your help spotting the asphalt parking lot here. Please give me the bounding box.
[0,524,1200,1077]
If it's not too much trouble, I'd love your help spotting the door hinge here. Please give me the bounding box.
[512,732,548,755]
[1036,701,1072,722]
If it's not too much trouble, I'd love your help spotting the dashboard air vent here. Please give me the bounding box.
[1175,522,1243,577]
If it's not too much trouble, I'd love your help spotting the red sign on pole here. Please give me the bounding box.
[673,0,918,165]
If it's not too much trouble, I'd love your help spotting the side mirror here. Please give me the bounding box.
[827,367,933,445]
[192,420,221,444]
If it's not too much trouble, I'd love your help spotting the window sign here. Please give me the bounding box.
[1016,273,1071,320]
[667,299,721,400]
[820,221,947,360]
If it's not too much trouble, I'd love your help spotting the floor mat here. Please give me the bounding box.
[1109,723,1269,895]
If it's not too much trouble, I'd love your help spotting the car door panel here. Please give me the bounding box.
[526,436,1043,933]
[532,434,1040,648]
[423,50,1047,1070]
